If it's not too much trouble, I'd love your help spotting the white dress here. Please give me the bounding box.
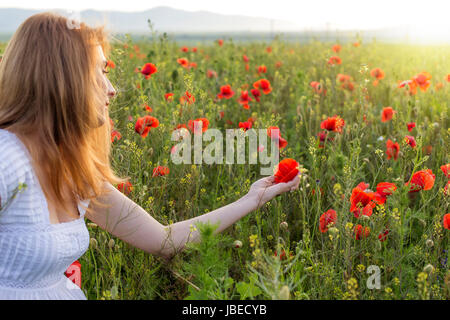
[0,128,90,299]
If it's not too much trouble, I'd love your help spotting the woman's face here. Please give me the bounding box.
[95,45,116,127]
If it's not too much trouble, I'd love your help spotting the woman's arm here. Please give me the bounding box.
[85,175,300,260]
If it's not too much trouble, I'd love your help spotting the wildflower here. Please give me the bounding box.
[443,213,450,230]
[176,58,190,68]
[320,115,345,133]
[267,126,288,149]
[386,139,400,160]
[257,65,267,74]
[406,169,435,193]
[398,79,417,95]
[327,56,342,65]
[207,69,217,78]
[273,158,300,183]
[350,182,383,218]
[188,118,209,133]
[374,182,397,203]
[310,81,324,95]
[407,122,416,132]
[135,115,159,138]
[152,166,170,177]
[413,72,432,92]
[319,209,337,233]
[164,93,174,102]
[253,79,272,94]
[423,264,435,274]
[217,39,224,46]
[332,44,341,53]
[111,130,121,143]
[242,54,249,62]
[106,60,115,69]
[238,121,252,131]
[405,135,416,148]
[381,107,395,122]
[117,181,133,195]
[353,42,360,47]
[441,164,450,178]
[370,68,385,86]
[354,224,370,240]
[238,90,252,109]
[378,229,389,242]
[140,63,157,79]
[180,46,189,52]
[250,88,261,102]
[180,91,195,105]
[217,84,235,99]
[280,221,289,230]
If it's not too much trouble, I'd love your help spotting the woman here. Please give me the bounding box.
[0,12,300,300]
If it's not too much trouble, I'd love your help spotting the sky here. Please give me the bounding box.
[1,0,450,33]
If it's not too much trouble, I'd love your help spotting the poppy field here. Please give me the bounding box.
[2,34,449,300]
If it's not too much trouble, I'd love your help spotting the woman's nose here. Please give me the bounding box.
[107,80,116,98]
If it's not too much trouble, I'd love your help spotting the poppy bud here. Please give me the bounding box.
[148,147,153,156]
[425,239,434,248]
[280,221,289,230]
[423,264,434,274]
[108,239,115,249]
[90,238,98,249]
[233,240,243,248]
[278,285,290,300]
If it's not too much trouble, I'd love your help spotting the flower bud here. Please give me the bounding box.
[280,221,289,230]
[108,239,115,249]
[89,238,98,249]
[423,264,434,274]
[425,239,434,248]
[233,240,243,248]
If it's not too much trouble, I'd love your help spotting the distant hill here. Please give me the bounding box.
[0,6,299,33]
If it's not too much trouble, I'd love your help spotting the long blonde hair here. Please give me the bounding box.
[0,12,127,216]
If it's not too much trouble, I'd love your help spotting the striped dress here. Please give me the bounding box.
[0,128,90,299]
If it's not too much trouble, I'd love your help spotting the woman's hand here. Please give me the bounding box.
[246,174,301,210]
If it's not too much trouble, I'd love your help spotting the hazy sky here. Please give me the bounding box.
[1,0,450,31]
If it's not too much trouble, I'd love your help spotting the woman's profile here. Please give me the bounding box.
[0,12,299,300]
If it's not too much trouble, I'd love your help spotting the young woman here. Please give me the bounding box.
[0,12,300,300]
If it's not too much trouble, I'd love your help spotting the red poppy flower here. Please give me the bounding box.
[266,46,272,53]
[238,90,252,109]
[353,42,360,47]
[332,44,341,53]
[443,214,450,230]
[413,72,432,92]
[386,139,400,160]
[319,209,337,233]
[180,91,195,104]
[181,46,189,52]
[177,58,190,68]
[152,166,170,177]
[439,163,450,179]
[135,116,159,138]
[144,104,152,112]
[370,68,385,80]
[267,126,288,149]
[275,61,282,68]
[398,79,418,95]
[350,182,378,218]
[328,56,342,65]
[242,54,249,62]
[64,260,81,288]
[320,116,345,133]
[217,39,224,46]
[273,158,299,183]
[274,250,292,261]
[106,60,115,69]
[217,84,235,99]
[192,47,197,53]
[111,130,122,143]
[381,107,395,122]
[188,118,209,133]
[446,74,450,82]
[317,131,333,148]
[354,225,370,240]
[374,182,397,204]
[140,63,157,79]
[165,93,174,102]
[253,79,272,94]
[378,229,389,242]
[207,69,218,78]
[189,62,197,69]
[407,122,416,132]
[219,111,225,119]
[117,181,133,195]
[238,121,252,131]
[310,81,324,94]
[250,88,261,102]
[257,65,267,74]
[405,135,416,148]
[405,169,435,193]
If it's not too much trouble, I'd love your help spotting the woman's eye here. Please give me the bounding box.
[102,69,109,74]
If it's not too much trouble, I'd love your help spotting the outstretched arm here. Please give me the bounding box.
[85,175,300,260]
